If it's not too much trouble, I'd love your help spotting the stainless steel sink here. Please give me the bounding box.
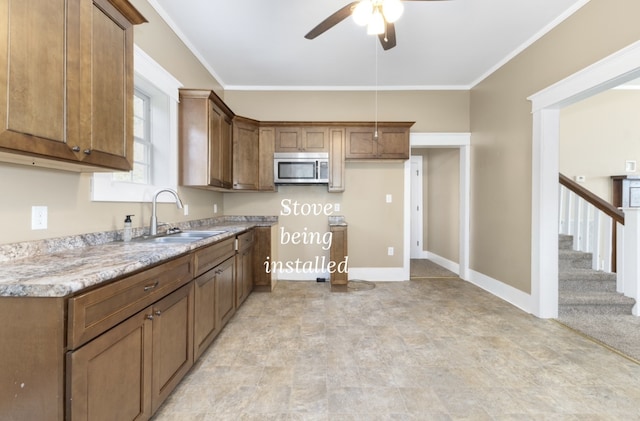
[172,230,228,237]
[134,229,228,244]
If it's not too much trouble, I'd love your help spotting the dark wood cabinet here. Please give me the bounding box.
[68,282,193,421]
[235,230,255,307]
[345,123,412,159]
[233,117,260,190]
[258,126,276,191]
[252,225,278,292]
[179,89,234,189]
[274,126,330,153]
[216,256,236,328]
[0,0,145,171]
[329,224,348,285]
[67,306,153,421]
[329,128,346,192]
[150,283,194,413]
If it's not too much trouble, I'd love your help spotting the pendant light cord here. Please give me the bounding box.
[374,37,379,139]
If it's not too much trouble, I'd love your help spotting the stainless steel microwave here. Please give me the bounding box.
[274,152,329,184]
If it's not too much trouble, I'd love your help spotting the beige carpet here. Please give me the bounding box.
[410,259,458,279]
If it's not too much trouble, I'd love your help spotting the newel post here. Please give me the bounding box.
[621,208,640,316]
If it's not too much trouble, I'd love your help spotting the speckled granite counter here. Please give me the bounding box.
[0,216,277,298]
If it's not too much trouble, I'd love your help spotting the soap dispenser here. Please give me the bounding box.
[123,215,134,242]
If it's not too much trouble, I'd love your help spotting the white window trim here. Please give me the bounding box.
[92,45,183,203]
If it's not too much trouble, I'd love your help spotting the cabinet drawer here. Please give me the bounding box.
[236,229,254,251]
[193,237,235,277]
[67,255,193,349]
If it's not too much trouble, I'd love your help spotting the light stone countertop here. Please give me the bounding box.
[0,217,276,298]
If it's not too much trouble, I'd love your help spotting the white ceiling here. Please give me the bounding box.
[149,0,590,90]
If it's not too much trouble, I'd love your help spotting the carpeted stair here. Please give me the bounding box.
[558,234,635,316]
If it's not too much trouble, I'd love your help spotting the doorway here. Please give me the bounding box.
[529,40,640,318]
[406,133,470,281]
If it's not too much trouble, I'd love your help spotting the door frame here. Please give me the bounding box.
[529,40,640,318]
[407,133,470,280]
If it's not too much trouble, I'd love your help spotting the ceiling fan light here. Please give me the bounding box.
[382,0,403,23]
[353,0,373,26]
[367,8,385,35]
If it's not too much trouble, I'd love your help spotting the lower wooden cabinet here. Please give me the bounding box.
[217,256,236,328]
[235,230,254,307]
[67,282,194,421]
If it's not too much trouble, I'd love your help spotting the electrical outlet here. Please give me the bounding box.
[31,206,48,230]
[334,203,341,212]
[183,204,189,216]
[387,247,394,256]
[386,194,392,203]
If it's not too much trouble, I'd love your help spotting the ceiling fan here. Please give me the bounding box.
[305,0,447,50]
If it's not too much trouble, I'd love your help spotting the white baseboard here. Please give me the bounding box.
[424,252,460,276]
[467,269,533,314]
[348,267,408,282]
[276,267,408,282]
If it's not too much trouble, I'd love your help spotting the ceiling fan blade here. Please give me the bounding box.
[305,1,359,39]
[378,22,396,50]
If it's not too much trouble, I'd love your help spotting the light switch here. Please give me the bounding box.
[386,194,392,203]
[626,160,637,172]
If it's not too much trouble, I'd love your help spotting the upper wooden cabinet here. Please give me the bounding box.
[274,126,330,153]
[0,0,146,171]
[232,117,260,190]
[345,122,413,160]
[258,127,276,191]
[179,89,234,189]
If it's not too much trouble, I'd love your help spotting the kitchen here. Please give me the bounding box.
[2,0,640,419]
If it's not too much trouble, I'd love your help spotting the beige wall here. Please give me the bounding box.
[224,162,405,273]
[470,0,640,294]
[425,149,460,262]
[560,89,640,201]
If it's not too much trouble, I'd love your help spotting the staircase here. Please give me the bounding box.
[559,234,636,316]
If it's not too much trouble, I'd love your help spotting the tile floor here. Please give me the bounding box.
[153,278,640,420]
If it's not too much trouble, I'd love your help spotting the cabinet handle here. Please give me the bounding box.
[71,146,81,152]
[144,281,159,291]
[154,310,162,316]
[83,149,91,155]
[146,314,154,320]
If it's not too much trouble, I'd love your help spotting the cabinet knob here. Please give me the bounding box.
[71,146,81,152]
[145,314,154,320]
[154,310,162,316]
[83,149,91,155]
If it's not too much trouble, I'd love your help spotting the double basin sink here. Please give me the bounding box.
[135,230,228,244]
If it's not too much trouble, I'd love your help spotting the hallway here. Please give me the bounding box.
[153,279,640,419]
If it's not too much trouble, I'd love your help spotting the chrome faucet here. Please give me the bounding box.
[150,188,183,236]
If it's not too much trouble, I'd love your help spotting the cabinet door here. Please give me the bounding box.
[77,0,135,170]
[151,283,194,412]
[345,127,377,159]
[0,0,76,162]
[302,127,329,152]
[194,268,219,360]
[221,115,233,188]
[216,257,236,328]
[233,119,259,190]
[235,246,254,307]
[208,101,225,187]
[67,309,153,421]
[274,127,302,152]
[258,127,276,191]
[376,126,410,159]
[330,225,348,285]
[329,128,345,192]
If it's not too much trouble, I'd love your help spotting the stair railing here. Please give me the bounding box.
[558,173,624,272]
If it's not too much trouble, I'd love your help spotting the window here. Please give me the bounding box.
[112,89,152,184]
[92,46,182,202]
